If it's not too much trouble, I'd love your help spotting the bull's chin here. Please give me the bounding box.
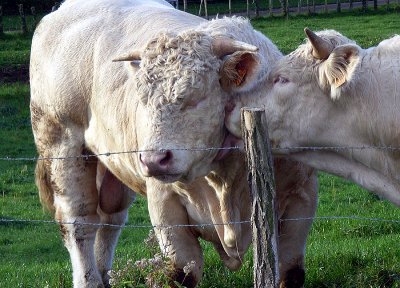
[148,174,182,183]
[141,169,202,184]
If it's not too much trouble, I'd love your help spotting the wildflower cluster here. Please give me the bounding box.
[108,229,196,287]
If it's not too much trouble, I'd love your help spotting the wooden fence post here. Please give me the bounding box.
[285,0,289,19]
[31,7,37,30]
[198,0,208,18]
[279,0,288,17]
[269,0,273,16]
[199,0,203,15]
[18,4,28,34]
[241,108,279,288]
[0,6,3,35]
[362,0,367,11]
[254,0,260,17]
[336,0,341,12]
[52,2,59,12]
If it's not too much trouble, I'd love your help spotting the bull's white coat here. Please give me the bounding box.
[227,29,400,206]
[30,0,317,287]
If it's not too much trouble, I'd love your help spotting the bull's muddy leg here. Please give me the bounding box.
[50,142,102,288]
[95,166,136,286]
[146,180,204,288]
[94,209,128,287]
[278,175,318,288]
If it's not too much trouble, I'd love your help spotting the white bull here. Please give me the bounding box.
[30,0,317,287]
[227,28,400,209]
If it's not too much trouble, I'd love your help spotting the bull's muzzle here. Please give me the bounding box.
[139,150,180,182]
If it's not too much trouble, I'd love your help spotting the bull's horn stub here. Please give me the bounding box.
[304,27,333,60]
[212,37,258,58]
[112,51,142,62]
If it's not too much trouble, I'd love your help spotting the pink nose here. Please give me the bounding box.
[139,150,173,176]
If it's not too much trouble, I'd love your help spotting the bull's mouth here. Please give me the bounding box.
[152,173,183,183]
[214,131,243,161]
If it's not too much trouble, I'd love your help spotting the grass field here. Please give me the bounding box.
[1,9,400,288]
[176,0,400,16]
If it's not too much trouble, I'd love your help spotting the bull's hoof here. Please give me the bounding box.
[170,269,198,288]
[279,266,305,288]
[223,257,242,271]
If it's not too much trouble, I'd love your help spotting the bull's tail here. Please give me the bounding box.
[35,159,55,214]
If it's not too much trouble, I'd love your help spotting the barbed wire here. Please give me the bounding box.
[1,145,400,162]
[0,147,241,162]
[2,146,400,228]
[2,215,400,230]
[0,218,251,229]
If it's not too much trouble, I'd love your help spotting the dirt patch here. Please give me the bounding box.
[0,65,29,83]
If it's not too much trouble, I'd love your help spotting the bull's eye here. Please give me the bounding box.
[181,95,207,110]
[273,75,289,85]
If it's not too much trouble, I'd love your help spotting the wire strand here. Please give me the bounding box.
[2,145,400,161]
[2,215,400,229]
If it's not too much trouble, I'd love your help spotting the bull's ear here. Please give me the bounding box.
[219,51,261,92]
[322,44,361,99]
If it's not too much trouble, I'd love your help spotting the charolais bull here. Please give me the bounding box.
[226,28,400,206]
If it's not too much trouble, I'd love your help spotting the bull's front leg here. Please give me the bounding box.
[146,179,204,288]
[206,155,249,252]
[94,208,128,287]
[94,166,136,286]
[50,143,103,288]
[277,170,318,288]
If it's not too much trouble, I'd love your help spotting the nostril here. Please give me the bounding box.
[159,150,173,166]
[139,153,145,164]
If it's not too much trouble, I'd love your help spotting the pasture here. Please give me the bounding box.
[1,9,400,287]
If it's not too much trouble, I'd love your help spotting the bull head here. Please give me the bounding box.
[113,38,257,61]
[112,38,260,91]
[305,28,361,99]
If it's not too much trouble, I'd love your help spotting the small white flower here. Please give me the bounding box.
[183,260,196,274]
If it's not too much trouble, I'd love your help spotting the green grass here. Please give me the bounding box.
[0,33,32,65]
[1,9,400,288]
[252,9,400,53]
[183,0,400,16]
[1,15,39,33]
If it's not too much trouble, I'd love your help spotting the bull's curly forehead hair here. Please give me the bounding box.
[136,31,221,107]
